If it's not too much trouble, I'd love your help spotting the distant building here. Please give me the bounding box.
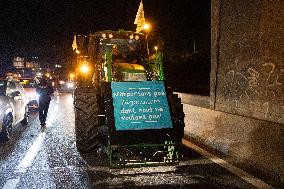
[12,56,41,78]
[13,57,25,68]
[25,61,39,68]
[13,57,40,69]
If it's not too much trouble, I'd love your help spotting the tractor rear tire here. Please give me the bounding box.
[167,90,185,142]
[74,87,101,152]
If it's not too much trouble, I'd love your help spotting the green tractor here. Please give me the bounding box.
[73,30,184,167]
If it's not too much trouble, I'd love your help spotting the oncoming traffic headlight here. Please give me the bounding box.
[80,64,90,74]
[67,82,74,88]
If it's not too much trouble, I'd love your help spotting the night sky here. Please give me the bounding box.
[0,0,210,68]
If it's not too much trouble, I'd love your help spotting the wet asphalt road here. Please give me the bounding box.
[0,93,264,189]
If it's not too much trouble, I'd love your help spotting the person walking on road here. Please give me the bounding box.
[36,77,54,127]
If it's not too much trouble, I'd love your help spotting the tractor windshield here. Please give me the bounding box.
[99,38,144,64]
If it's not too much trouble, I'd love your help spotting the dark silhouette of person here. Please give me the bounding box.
[36,77,54,127]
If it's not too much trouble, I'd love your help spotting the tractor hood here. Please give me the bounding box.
[117,63,146,73]
[117,63,147,81]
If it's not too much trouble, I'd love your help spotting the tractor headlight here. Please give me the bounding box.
[80,64,90,74]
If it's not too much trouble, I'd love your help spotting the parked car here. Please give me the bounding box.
[0,78,29,140]
[19,78,39,109]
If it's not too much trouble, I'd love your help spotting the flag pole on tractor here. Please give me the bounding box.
[134,0,146,33]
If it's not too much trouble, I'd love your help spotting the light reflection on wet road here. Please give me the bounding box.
[0,93,267,189]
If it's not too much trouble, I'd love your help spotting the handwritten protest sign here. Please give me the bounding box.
[111,81,173,130]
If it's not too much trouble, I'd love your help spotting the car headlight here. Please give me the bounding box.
[59,80,65,84]
[67,82,74,88]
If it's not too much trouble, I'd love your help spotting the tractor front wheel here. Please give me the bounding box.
[74,87,102,152]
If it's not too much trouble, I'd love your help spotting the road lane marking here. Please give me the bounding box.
[182,139,274,189]
[15,132,46,173]
[18,104,57,166]
[1,104,58,189]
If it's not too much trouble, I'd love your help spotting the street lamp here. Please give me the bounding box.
[143,23,151,56]
[143,23,150,30]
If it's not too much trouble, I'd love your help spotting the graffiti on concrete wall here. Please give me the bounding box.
[218,62,284,123]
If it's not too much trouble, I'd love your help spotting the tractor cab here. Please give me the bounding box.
[95,30,148,82]
[75,30,164,84]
